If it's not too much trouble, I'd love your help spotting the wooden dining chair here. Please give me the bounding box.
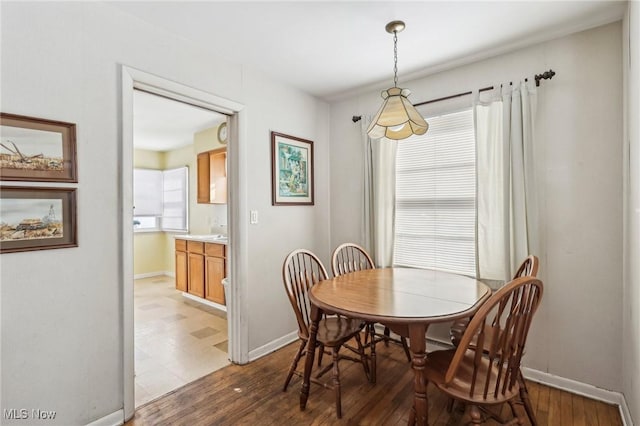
[331,243,412,371]
[424,276,544,425]
[449,255,539,347]
[281,248,370,419]
[448,255,539,423]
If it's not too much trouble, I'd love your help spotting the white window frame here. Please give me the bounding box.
[133,166,189,233]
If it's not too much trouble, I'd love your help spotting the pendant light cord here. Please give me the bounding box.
[393,31,398,87]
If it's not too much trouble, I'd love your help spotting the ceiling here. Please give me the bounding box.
[133,90,225,151]
[126,1,625,152]
[111,1,626,101]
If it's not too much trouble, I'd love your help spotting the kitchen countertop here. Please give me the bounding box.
[174,234,228,244]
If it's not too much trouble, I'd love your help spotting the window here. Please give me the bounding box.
[393,108,476,276]
[133,216,160,231]
[133,167,188,232]
[133,169,162,231]
[161,167,189,232]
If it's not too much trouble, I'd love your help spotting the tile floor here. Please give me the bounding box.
[134,276,229,407]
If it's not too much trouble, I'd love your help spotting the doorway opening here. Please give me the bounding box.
[121,66,248,420]
[132,89,230,407]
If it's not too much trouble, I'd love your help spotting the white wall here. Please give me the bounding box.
[240,66,332,349]
[330,22,624,392]
[0,2,329,425]
[132,149,167,276]
[623,2,640,423]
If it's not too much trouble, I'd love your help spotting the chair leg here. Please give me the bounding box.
[518,370,537,426]
[400,336,411,362]
[368,324,377,384]
[353,332,371,381]
[446,397,455,413]
[283,339,306,391]
[380,326,411,363]
[332,347,342,419]
[507,400,520,424]
[383,327,391,347]
[317,343,324,367]
[469,405,483,424]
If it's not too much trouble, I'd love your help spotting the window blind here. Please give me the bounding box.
[394,108,476,276]
[133,169,163,216]
[133,166,188,232]
[161,167,189,232]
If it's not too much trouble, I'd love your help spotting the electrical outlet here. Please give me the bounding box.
[250,210,258,224]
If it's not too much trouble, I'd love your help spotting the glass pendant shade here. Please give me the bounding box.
[367,87,429,140]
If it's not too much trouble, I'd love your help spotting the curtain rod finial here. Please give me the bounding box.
[535,69,556,87]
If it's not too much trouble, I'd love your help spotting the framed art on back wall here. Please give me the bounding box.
[271,131,314,206]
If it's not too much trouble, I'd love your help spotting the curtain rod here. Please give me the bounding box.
[352,69,556,123]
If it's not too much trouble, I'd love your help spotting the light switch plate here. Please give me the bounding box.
[250,210,258,224]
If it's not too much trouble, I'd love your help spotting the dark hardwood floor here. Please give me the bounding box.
[126,340,623,425]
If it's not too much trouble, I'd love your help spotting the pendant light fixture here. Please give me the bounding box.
[367,20,429,140]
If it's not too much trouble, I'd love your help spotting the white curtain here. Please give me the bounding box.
[475,82,538,281]
[361,117,398,267]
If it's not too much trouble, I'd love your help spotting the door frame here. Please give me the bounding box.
[120,66,249,421]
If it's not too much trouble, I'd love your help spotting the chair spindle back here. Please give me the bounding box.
[513,255,539,279]
[331,243,375,277]
[446,276,543,401]
[282,249,329,339]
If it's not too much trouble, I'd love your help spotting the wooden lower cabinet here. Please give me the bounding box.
[205,256,225,304]
[175,239,226,305]
[188,252,205,298]
[175,249,188,292]
[175,239,188,292]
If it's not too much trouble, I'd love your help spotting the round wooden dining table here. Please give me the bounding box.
[299,267,491,426]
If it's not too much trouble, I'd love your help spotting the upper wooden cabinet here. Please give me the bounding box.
[197,148,227,204]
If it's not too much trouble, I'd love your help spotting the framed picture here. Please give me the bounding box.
[0,186,77,253]
[271,132,314,206]
[0,113,77,182]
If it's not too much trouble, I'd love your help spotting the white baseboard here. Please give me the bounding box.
[133,271,172,280]
[521,367,633,426]
[248,330,298,362]
[619,396,634,426]
[182,292,227,312]
[85,409,123,426]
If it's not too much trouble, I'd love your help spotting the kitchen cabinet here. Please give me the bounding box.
[187,241,205,298]
[175,239,188,292]
[175,238,226,306]
[205,242,226,304]
[197,148,227,204]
